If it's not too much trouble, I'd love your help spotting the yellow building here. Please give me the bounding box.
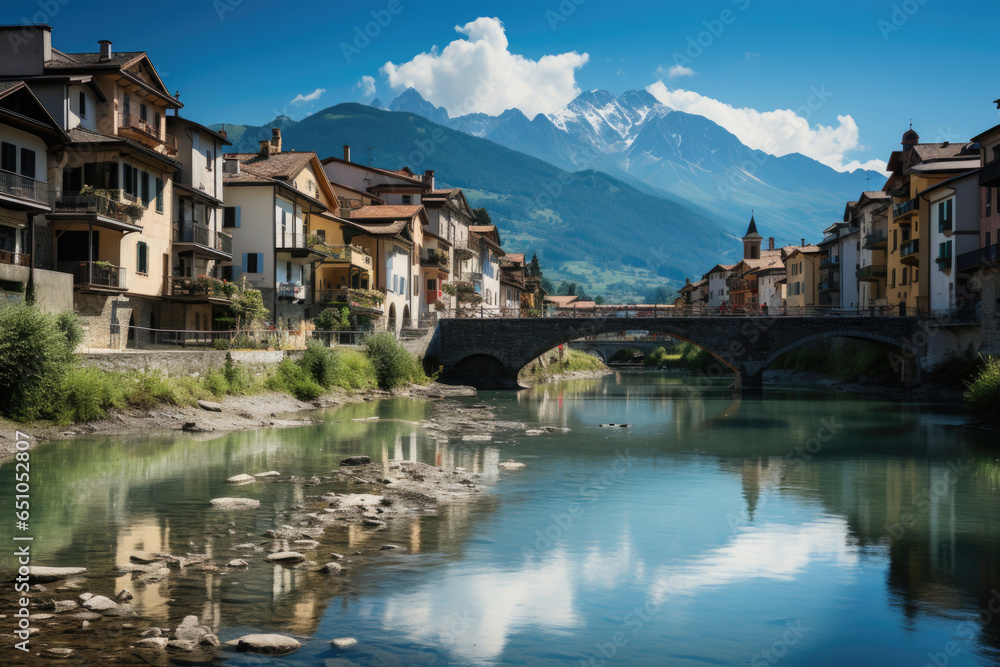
[781,245,822,310]
[884,128,979,314]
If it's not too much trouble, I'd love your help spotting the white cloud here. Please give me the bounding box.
[290,88,326,106]
[381,17,589,119]
[647,82,885,172]
[663,64,695,80]
[354,75,376,98]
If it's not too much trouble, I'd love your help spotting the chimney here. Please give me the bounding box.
[801,238,805,246]
[98,39,112,62]
[424,169,435,190]
[223,156,240,175]
[218,129,227,139]
[343,145,351,162]
[685,278,691,286]
[270,127,281,153]
[768,237,774,251]
[0,25,51,76]
[259,139,271,157]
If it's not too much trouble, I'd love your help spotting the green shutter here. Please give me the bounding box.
[155,178,164,213]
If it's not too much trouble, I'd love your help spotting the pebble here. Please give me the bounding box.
[331,637,358,649]
[82,595,117,612]
[499,461,526,471]
[24,566,87,582]
[135,637,168,650]
[227,559,249,568]
[210,497,260,509]
[321,562,343,574]
[235,633,302,654]
[227,473,256,485]
[340,455,371,466]
[254,471,281,477]
[40,648,75,659]
[265,551,306,563]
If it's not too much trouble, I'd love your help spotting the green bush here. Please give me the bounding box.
[645,346,668,367]
[965,356,1000,422]
[266,359,323,401]
[300,341,339,389]
[314,307,350,332]
[0,303,79,421]
[364,332,424,390]
[57,367,127,423]
[332,348,378,391]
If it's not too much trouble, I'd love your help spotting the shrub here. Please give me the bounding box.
[300,341,339,389]
[364,332,423,390]
[645,346,668,367]
[330,348,378,391]
[213,337,231,350]
[266,359,323,402]
[57,367,126,423]
[0,303,78,421]
[965,356,1000,422]
[314,307,350,332]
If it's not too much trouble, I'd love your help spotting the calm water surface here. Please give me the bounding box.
[2,373,999,666]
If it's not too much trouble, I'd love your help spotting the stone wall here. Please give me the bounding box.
[979,271,1000,356]
[75,293,135,350]
[80,349,303,378]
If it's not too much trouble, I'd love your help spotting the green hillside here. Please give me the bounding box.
[214,103,731,292]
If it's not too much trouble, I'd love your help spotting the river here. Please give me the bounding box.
[2,372,1000,666]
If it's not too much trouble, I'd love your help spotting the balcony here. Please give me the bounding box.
[320,244,373,271]
[980,159,1000,188]
[0,249,29,267]
[276,231,325,260]
[893,198,919,222]
[0,170,50,211]
[117,114,178,155]
[818,281,840,292]
[957,243,1000,272]
[421,248,450,270]
[314,287,384,312]
[58,260,126,292]
[163,275,233,303]
[726,278,756,292]
[864,229,888,250]
[856,265,887,282]
[938,217,953,234]
[277,282,307,302]
[173,223,233,260]
[48,189,144,232]
[820,255,840,268]
[453,280,483,301]
[900,239,920,266]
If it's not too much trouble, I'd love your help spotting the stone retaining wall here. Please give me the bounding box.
[80,349,304,378]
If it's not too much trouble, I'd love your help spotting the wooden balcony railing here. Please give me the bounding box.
[0,248,29,267]
[52,189,144,225]
[118,114,177,153]
[173,224,233,256]
[58,261,126,289]
[320,244,373,268]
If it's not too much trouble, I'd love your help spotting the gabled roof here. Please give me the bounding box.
[67,126,180,168]
[469,224,504,254]
[503,253,525,266]
[320,155,428,187]
[351,204,426,221]
[0,80,69,144]
[703,264,736,279]
[166,115,231,146]
[225,151,314,181]
[782,245,822,260]
[45,47,180,109]
[545,295,579,306]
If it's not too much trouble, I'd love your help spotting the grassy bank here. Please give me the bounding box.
[0,303,430,426]
[645,342,716,373]
[965,356,1000,424]
[525,349,608,381]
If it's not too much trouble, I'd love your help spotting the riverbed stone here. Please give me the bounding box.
[167,639,198,651]
[293,539,319,549]
[174,615,212,643]
[499,461,526,471]
[103,604,137,618]
[141,628,163,638]
[254,471,281,477]
[82,595,117,612]
[461,434,492,441]
[210,497,260,509]
[197,399,223,412]
[227,473,256,485]
[24,567,87,583]
[50,599,78,613]
[129,552,163,564]
[40,648,75,659]
[134,637,168,649]
[330,637,357,649]
[329,553,344,560]
[235,633,301,654]
[227,559,249,568]
[340,455,371,466]
[265,551,305,563]
[321,562,343,574]
[362,518,386,527]
[72,611,102,621]
[524,429,545,436]
[114,589,133,602]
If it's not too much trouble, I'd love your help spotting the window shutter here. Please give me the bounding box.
[241,253,248,274]
[155,177,164,212]
[235,206,241,228]
[256,253,263,273]
[20,148,35,179]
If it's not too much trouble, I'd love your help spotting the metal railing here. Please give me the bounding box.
[164,275,232,299]
[818,281,840,292]
[310,330,374,346]
[901,239,920,258]
[314,287,384,310]
[820,255,840,267]
[173,224,233,255]
[119,326,301,351]
[979,158,1000,188]
[421,249,450,268]
[58,261,126,289]
[0,248,29,267]
[893,198,919,220]
[276,231,310,249]
[864,229,887,249]
[319,244,373,268]
[278,282,307,300]
[51,190,142,225]
[0,169,48,203]
[856,265,887,280]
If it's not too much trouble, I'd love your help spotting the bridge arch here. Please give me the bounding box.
[758,329,913,374]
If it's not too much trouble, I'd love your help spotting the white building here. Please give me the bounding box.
[852,192,891,309]
[705,263,735,308]
[924,171,980,313]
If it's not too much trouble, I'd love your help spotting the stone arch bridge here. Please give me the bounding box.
[427,316,978,390]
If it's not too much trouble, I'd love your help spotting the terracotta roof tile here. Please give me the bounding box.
[223,151,315,181]
[45,48,146,69]
[350,205,423,219]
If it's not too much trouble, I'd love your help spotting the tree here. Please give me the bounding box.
[528,254,542,278]
[228,277,269,332]
[594,295,605,305]
[472,207,492,226]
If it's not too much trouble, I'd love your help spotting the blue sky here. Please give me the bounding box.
[5,0,998,171]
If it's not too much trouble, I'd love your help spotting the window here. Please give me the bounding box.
[223,206,241,228]
[123,164,139,198]
[901,268,908,286]
[154,112,161,137]
[988,188,993,218]
[938,199,953,232]
[136,241,148,274]
[285,261,292,281]
[400,276,406,295]
[155,177,164,213]
[141,171,151,206]
[427,278,437,292]
[402,195,412,205]
[243,253,261,273]
[122,94,130,120]
[140,103,147,123]
[0,142,15,173]
[19,148,34,179]
[79,91,87,118]
[891,269,896,288]
[206,151,213,171]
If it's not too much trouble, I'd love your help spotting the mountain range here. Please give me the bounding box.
[214,104,732,292]
[213,89,881,296]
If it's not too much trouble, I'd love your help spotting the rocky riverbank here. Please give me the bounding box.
[0,436,530,664]
[0,382,477,463]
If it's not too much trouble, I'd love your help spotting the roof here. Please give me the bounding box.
[46,48,146,69]
[503,253,525,267]
[469,225,497,234]
[911,142,975,162]
[425,188,459,197]
[782,245,822,259]
[744,214,761,238]
[907,159,981,174]
[350,204,424,220]
[545,295,579,306]
[167,115,231,146]
[224,151,315,181]
[346,219,409,236]
[320,155,428,186]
